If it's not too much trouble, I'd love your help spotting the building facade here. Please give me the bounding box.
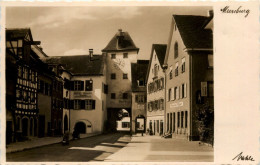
[131,60,149,134]
[6,28,41,142]
[163,13,213,140]
[43,51,107,134]
[146,44,167,136]
[102,29,139,132]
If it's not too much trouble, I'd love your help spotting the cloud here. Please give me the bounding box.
[63,48,88,56]
[28,8,97,29]
[107,7,142,19]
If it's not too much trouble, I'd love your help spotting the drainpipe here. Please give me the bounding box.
[162,64,168,135]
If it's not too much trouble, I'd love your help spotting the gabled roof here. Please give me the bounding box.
[131,60,149,92]
[6,28,33,41]
[42,55,105,76]
[102,29,139,52]
[173,15,213,49]
[145,44,167,82]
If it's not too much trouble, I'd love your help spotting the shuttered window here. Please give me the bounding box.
[85,80,93,91]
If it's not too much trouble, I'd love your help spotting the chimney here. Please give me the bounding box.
[89,49,93,61]
[118,29,123,37]
[207,10,214,18]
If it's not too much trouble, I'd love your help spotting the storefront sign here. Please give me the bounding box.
[73,91,92,98]
[170,102,184,108]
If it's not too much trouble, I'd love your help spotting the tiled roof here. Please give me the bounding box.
[6,28,33,41]
[153,44,167,66]
[173,15,213,49]
[131,60,149,92]
[42,55,105,76]
[145,44,167,82]
[102,30,139,52]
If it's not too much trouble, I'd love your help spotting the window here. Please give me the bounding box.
[154,64,158,77]
[174,87,179,100]
[123,93,128,99]
[16,89,22,100]
[123,73,128,79]
[174,42,178,59]
[175,62,178,76]
[185,111,188,128]
[181,83,187,98]
[181,58,185,73]
[138,79,145,86]
[123,53,128,58]
[168,88,172,101]
[160,99,164,110]
[122,122,130,128]
[85,80,93,91]
[74,81,84,91]
[111,73,116,80]
[18,66,22,78]
[85,99,96,110]
[111,93,116,99]
[177,112,180,127]
[169,70,173,80]
[73,100,80,110]
[181,111,184,128]
[111,54,116,59]
[104,84,108,94]
[208,54,213,68]
[135,95,145,103]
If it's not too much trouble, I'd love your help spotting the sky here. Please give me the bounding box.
[6,6,212,60]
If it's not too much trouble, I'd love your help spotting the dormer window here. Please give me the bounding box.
[174,42,178,59]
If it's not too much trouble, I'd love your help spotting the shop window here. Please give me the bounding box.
[122,122,130,128]
[85,80,93,91]
[111,73,116,80]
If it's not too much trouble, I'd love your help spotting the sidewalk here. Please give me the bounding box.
[105,134,214,162]
[6,133,99,154]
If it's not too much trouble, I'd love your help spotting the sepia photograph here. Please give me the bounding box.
[5,6,214,162]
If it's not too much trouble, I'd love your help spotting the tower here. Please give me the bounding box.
[102,29,139,131]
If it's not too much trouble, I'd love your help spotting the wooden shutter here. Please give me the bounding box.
[70,81,74,90]
[92,100,96,109]
[80,81,84,91]
[70,100,74,109]
[81,100,85,109]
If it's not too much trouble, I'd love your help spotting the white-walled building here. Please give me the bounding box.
[146,44,167,136]
[43,50,107,134]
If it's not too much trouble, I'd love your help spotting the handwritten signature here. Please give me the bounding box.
[232,152,255,161]
[220,6,250,18]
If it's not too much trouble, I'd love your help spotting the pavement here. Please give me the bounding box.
[6,133,99,153]
[105,134,214,162]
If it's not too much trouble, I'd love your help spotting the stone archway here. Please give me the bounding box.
[74,122,86,134]
[22,117,29,137]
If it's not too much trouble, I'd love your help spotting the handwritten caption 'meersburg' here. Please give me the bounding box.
[221,6,250,18]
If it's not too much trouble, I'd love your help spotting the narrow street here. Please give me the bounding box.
[7,133,213,162]
[7,133,131,162]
